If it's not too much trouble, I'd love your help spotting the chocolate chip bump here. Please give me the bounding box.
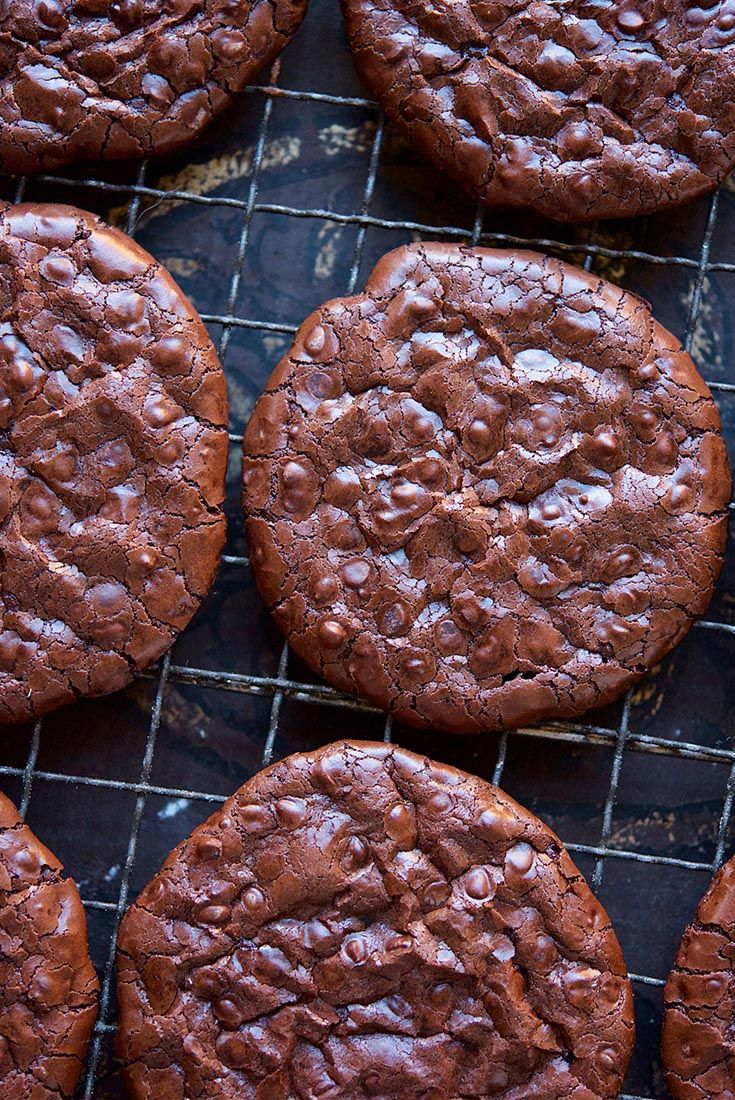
[0,202,228,723]
[242,243,730,734]
[116,740,635,1098]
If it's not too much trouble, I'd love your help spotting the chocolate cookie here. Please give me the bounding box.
[241,243,730,734]
[341,0,735,221]
[116,740,634,1098]
[0,789,99,1097]
[0,202,228,724]
[0,0,308,175]
[662,855,735,1099]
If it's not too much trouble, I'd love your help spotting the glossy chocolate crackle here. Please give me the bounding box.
[662,856,735,1099]
[242,243,730,735]
[116,740,634,1099]
[0,790,99,1098]
[0,0,308,175]
[342,0,735,221]
[0,202,228,724]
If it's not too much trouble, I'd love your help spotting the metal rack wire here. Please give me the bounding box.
[2,10,735,1097]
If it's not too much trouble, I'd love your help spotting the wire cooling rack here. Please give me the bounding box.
[2,4,735,1096]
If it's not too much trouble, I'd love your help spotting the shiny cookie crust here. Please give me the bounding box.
[0,202,228,723]
[116,740,635,1098]
[342,0,735,221]
[242,243,730,734]
[0,790,99,1099]
[662,855,735,1099]
[0,0,308,174]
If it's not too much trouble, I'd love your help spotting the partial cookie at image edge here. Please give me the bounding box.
[116,739,635,1099]
[0,789,99,1099]
[0,201,229,724]
[662,855,735,1100]
[341,0,735,221]
[0,0,309,174]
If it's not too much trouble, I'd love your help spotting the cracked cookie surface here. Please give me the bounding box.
[0,789,99,1099]
[116,739,635,1099]
[0,0,308,174]
[0,202,228,724]
[662,855,735,1099]
[342,0,735,221]
[241,243,730,734]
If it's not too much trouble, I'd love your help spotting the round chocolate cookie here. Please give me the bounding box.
[662,855,735,1099]
[341,0,735,221]
[0,202,228,724]
[241,243,730,734]
[0,789,99,1097]
[0,0,308,175]
[116,740,635,1098]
